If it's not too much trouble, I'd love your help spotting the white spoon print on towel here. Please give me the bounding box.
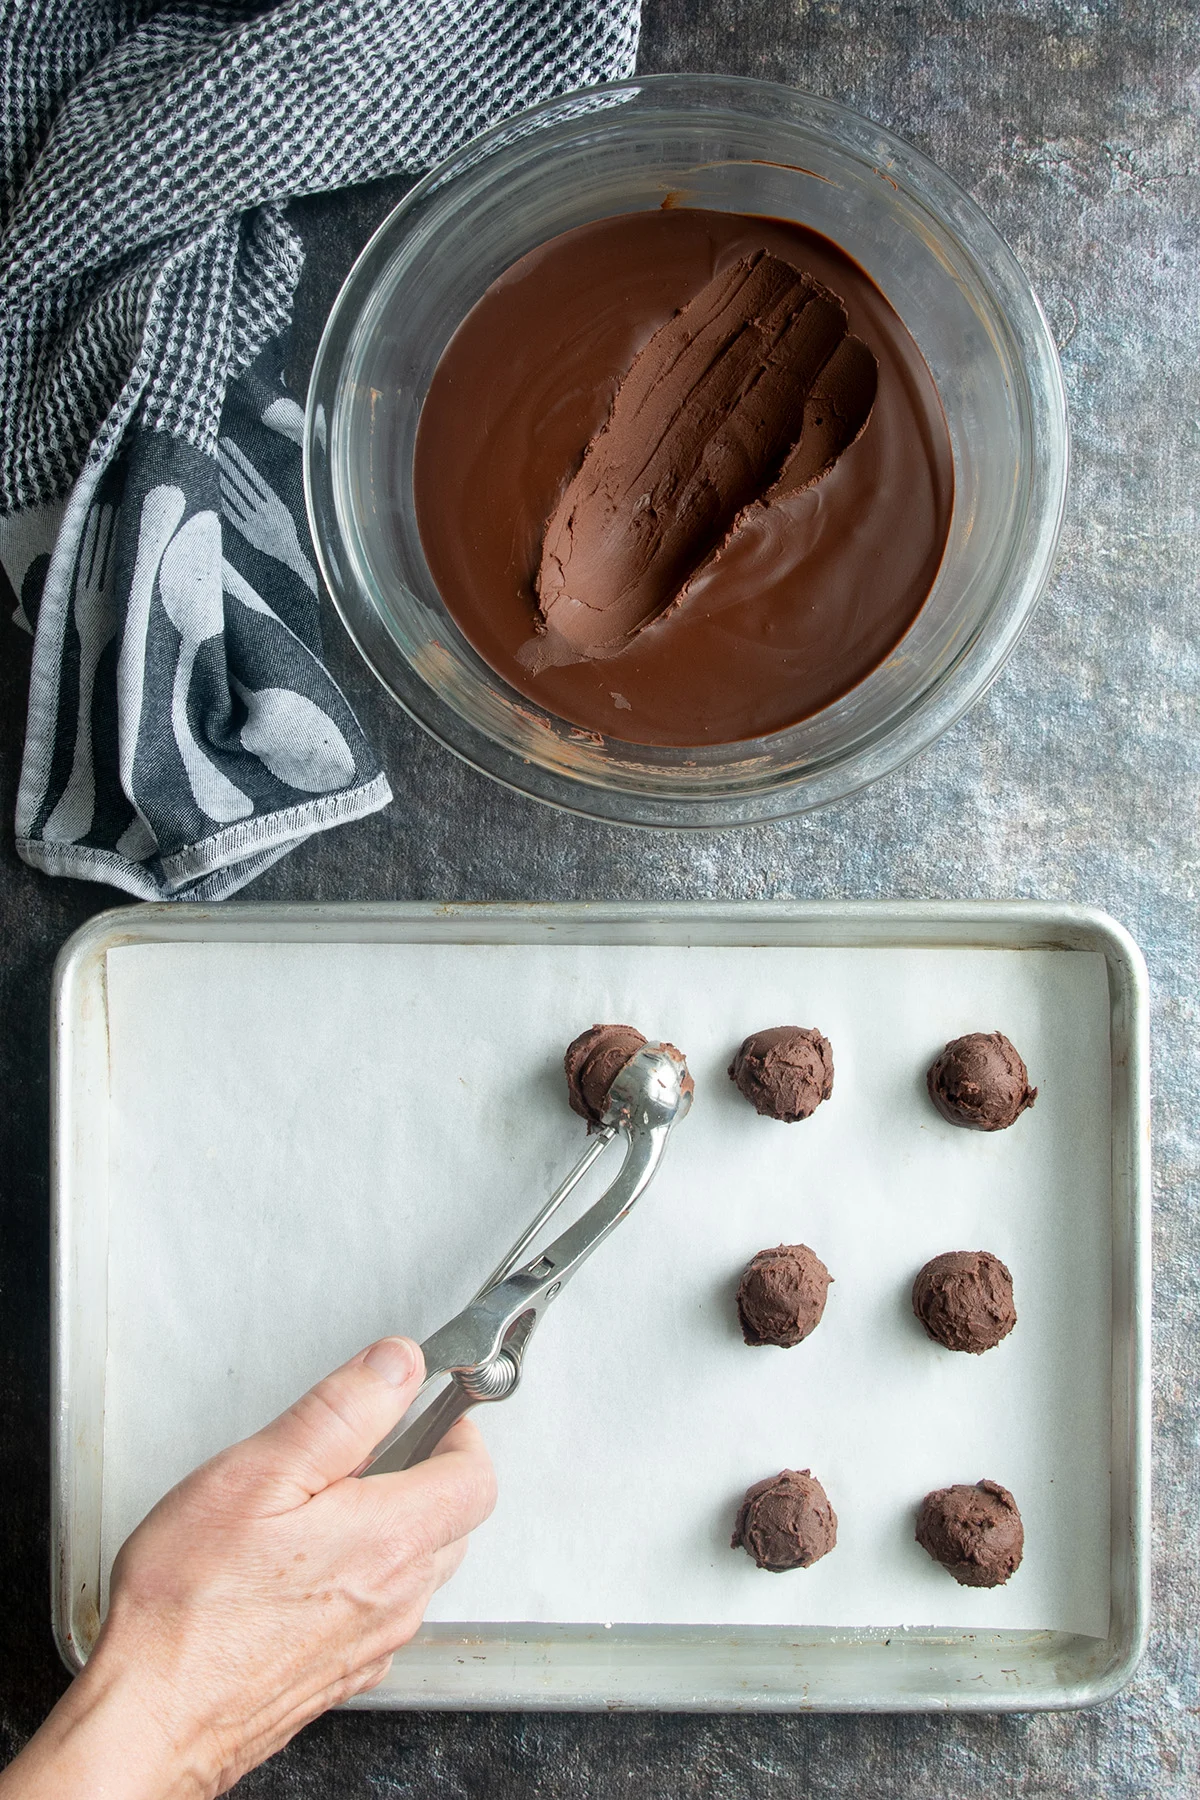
[156,510,254,824]
[221,561,357,793]
[218,437,318,593]
[230,674,356,793]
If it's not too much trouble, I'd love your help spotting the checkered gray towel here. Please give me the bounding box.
[0,0,640,899]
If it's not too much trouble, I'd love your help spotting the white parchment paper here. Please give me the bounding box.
[101,940,1112,1636]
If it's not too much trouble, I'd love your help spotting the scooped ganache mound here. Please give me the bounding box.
[912,1250,1016,1354]
[916,1480,1024,1588]
[732,1468,837,1571]
[729,1025,834,1122]
[737,1244,832,1347]
[926,1032,1036,1131]
[563,1024,647,1128]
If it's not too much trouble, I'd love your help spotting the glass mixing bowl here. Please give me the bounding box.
[304,74,1068,828]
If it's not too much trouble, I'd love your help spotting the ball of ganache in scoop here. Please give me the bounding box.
[912,1250,1016,1354]
[731,1468,837,1572]
[926,1032,1036,1131]
[728,1026,833,1122]
[563,1024,647,1128]
[737,1244,832,1347]
[916,1480,1024,1588]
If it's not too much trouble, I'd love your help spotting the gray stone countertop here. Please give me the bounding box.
[0,2,1195,1794]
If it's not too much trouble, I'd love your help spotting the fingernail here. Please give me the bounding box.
[363,1337,418,1386]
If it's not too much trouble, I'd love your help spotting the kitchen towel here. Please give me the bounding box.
[0,0,640,899]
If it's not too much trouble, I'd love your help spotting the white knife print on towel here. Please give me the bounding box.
[156,509,254,824]
[218,437,318,593]
[261,397,306,446]
[43,503,117,843]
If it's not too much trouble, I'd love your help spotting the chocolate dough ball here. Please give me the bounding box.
[564,1024,646,1127]
[728,1026,833,1122]
[926,1032,1036,1131]
[916,1480,1024,1587]
[737,1244,832,1347]
[732,1469,838,1572]
[912,1250,1016,1354]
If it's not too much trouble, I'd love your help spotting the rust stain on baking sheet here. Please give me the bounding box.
[78,1591,101,1651]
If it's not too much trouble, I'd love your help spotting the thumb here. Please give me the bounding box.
[245,1337,426,1501]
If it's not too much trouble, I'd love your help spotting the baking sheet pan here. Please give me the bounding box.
[51,901,1150,1710]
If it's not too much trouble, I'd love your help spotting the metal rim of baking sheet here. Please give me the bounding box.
[50,900,1149,1713]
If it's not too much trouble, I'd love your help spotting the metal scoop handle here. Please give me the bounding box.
[359,1043,691,1476]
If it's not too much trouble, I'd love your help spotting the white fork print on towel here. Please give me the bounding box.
[156,509,254,824]
[217,437,318,593]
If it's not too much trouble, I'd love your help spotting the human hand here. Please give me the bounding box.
[0,1338,495,1799]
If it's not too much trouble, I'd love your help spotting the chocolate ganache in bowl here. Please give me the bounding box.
[305,75,1067,826]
